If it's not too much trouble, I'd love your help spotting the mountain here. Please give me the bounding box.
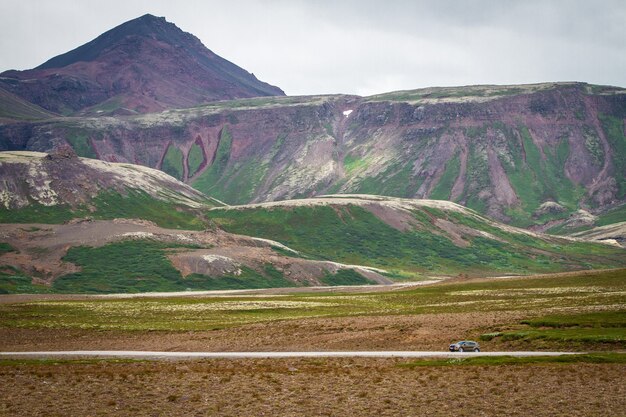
[2,82,624,231]
[0,149,220,229]
[0,14,284,115]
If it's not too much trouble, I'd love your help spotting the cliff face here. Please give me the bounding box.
[1,83,625,228]
[0,14,284,116]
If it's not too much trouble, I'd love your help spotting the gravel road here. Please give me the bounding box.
[0,351,582,360]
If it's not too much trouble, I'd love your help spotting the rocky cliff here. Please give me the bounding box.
[2,82,624,229]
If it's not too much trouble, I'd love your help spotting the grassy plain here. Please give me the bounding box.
[0,269,623,350]
[1,269,624,416]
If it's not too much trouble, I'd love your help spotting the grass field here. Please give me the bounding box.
[1,269,624,351]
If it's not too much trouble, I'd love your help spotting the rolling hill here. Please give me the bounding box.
[0,155,623,293]
[206,195,626,277]
[0,149,219,229]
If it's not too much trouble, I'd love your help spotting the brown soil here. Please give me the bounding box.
[0,358,623,416]
[0,311,523,352]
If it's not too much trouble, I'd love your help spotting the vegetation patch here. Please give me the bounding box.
[0,202,79,224]
[187,142,205,177]
[399,353,626,367]
[430,152,461,200]
[185,264,296,290]
[599,114,626,199]
[192,127,233,197]
[54,240,196,293]
[596,204,626,226]
[207,204,625,276]
[90,189,207,230]
[66,132,97,158]
[483,310,626,346]
[320,269,375,286]
[0,242,17,255]
[161,145,184,180]
[0,266,49,294]
[0,189,208,230]
[1,268,624,330]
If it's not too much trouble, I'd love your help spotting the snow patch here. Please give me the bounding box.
[343,109,353,117]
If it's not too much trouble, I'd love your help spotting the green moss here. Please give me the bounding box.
[599,114,626,199]
[343,154,368,174]
[204,159,269,204]
[483,309,626,347]
[0,203,80,224]
[48,240,299,294]
[192,127,233,196]
[582,126,605,167]
[430,152,461,200]
[161,145,184,180]
[520,311,626,328]
[0,242,17,255]
[185,264,296,290]
[192,131,291,204]
[54,241,191,293]
[91,190,208,230]
[0,267,49,294]
[352,161,417,198]
[494,328,625,345]
[2,268,624,331]
[399,353,626,367]
[497,126,581,227]
[320,269,375,286]
[0,189,209,230]
[597,204,626,226]
[187,143,204,177]
[66,133,96,159]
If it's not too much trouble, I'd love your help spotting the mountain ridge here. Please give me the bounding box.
[2,82,623,232]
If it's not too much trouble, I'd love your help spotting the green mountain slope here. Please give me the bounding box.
[207,195,626,277]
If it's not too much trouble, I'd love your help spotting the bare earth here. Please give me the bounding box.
[1,358,623,416]
[0,311,525,352]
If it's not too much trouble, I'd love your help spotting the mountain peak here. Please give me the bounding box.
[1,15,284,114]
[35,14,191,70]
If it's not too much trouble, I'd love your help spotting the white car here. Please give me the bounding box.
[449,340,480,352]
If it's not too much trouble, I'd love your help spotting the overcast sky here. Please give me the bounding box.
[1,0,625,96]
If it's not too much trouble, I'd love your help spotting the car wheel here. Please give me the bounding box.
[458,347,464,352]
[474,348,480,352]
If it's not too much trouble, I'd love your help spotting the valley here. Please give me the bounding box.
[0,11,624,417]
